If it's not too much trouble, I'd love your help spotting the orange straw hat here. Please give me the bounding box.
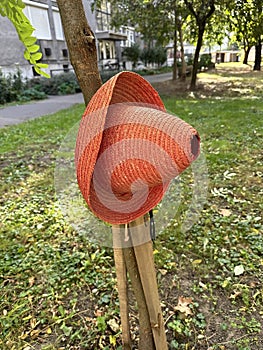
[75,71,200,225]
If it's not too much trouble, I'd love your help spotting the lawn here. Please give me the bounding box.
[0,65,262,350]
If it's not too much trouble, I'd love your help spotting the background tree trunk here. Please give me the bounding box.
[243,45,251,65]
[190,25,205,90]
[172,27,178,81]
[253,39,262,71]
[178,21,187,81]
[56,0,102,105]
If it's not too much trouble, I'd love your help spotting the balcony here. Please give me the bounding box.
[95,30,127,41]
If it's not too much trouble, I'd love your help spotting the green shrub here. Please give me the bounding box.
[198,54,212,69]
[0,71,10,104]
[29,72,80,95]
[0,69,27,104]
[140,46,167,67]
[0,69,48,105]
[19,88,46,102]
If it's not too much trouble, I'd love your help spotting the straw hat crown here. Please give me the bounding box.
[76,71,200,224]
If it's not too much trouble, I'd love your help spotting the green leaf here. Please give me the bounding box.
[35,67,50,78]
[24,36,37,46]
[17,0,25,8]
[36,63,49,69]
[28,45,40,53]
[32,52,42,61]
[60,322,72,336]
[24,50,30,60]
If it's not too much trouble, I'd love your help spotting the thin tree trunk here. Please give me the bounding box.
[190,25,205,90]
[56,0,102,105]
[253,39,262,71]
[172,27,178,81]
[172,5,178,81]
[178,20,186,81]
[243,45,251,65]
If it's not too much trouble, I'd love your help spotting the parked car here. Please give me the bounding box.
[134,61,148,71]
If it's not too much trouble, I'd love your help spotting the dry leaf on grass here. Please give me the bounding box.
[174,296,193,317]
[218,208,232,217]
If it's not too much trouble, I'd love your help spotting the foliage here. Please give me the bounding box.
[0,66,263,349]
[122,43,141,68]
[111,0,174,46]
[228,0,263,50]
[0,68,46,104]
[0,70,81,105]
[29,72,80,96]
[140,46,167,67]
[198,53,213,69]
[0,0,49,77]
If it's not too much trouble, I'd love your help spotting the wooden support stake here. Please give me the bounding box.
[113,231,132,350]
[112,216,168,350]
[130,218,168,350]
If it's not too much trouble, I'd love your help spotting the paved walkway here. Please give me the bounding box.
[0,72,172,128]
[0,94,84,128]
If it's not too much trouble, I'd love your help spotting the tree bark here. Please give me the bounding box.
[243,45,251,65]
[190,25,205,90]
[56,0,102,105]
[253,39,262,71]
[178,19,186,81]
[172,27,178,81]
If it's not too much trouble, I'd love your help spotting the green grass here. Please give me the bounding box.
[0,71,263,349]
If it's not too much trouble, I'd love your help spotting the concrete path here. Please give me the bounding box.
[0,93,84,128]
[0,72,172,128]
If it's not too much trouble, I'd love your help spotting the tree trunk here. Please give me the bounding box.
[178,20,186,82]
[56,0,102,105]
[253,39,262,71]
[243,45,251,65]
[190,25,205,90]
[172,28,178,81]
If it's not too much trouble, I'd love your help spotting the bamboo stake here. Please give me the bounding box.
[113,229,132,350]
[112,216,168,350]
[130,218,168,350]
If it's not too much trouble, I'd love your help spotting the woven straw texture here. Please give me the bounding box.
[75,72,200,224]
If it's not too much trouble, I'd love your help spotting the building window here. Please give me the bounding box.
[23,2,52,40]
[129,31,134,44]
[99,41,115,60]
[44,47,52,56]
[63,64,69,72]
[96,0,111,31]
[62,49,68,58]
[53,8,64,40]
[96,10,110,31]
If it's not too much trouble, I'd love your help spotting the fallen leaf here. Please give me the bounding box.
[218,208,232,217]
[192,259,202,265]
[174,296,193,317]
[46,327,52,334]
[94,309,103,317]
[234,265,244,276]
[29,276,35,287]
[230,291,242,299]
[107,318,119,333]
[30,318,37,329]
